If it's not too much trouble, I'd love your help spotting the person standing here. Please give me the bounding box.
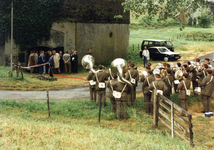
[38,51,44,75]
[45,51,51,74]
[70,49,75,72]
[92,65,108,107]
[29,51,35,74]
[53,50,60,74]
[125,63,139,106]
[140,46,150,67]
[34,51,38,73]
[176,73,191,115]
[162,69,174,99]
[48,54,54,77]
[87,65,97,102]
[63,50,71,74]
[107,74,118,113]
[112,77,130,120]
[149,74,168,102]
[59,51,64,73]
[142,70,155,115]
[72,51,78,73]
[42,51,46,74]
[196,69,214,113]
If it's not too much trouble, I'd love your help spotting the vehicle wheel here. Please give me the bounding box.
[164,57,168,62]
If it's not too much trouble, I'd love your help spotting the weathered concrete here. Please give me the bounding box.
[38,21,76,54]
[0,45,5,65]
[76,23,129,64]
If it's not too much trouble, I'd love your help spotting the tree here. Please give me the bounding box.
[197,7,213,28]
[122,0,207,20]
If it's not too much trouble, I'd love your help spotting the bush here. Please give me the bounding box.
[197,7,213,28]
[138,14,180,28]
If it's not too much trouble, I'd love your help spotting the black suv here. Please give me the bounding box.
[141,39,174,52]
[148,47,181,62]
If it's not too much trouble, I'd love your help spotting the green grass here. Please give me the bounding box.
[0,99,205,149]
[127,25,214,65]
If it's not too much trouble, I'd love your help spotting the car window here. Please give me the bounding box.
[166,41,173,46]
[143,41,149,45]
[149,48,158,53]
[154,42,160,46]
[158,48,170,52]
[148,41,153,45]
[159,41,166,46]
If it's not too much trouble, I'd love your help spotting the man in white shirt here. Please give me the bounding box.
[140,46,150,67]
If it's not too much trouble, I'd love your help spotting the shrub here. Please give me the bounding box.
[197,7,214,28]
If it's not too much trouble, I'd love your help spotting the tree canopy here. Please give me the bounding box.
[122,0,207,20]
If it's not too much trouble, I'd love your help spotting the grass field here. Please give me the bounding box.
[0,96,213,150]
[127,24,214,66]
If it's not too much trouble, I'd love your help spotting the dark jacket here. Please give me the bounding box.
[38,56,43,64]
[49,57,54,67]
[177,79,191,99]
[198,74,214,97]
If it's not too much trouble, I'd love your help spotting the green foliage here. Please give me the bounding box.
[138,14,180,28]
[0,0,62,50]
[197,7,214,28]
[185,32,214,41]
[123,0,206,20]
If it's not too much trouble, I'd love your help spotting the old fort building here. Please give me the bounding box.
[0,0,130,66]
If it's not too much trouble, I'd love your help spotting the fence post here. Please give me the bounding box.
[138,44,139,50]
[188,115,194,147]
[153,89,158,127]
[98,91,102,123]
[47,91,50,118]
[133,45,134,51]
[171,102,174,138]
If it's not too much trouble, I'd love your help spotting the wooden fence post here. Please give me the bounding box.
[171,103,174,138]
[47,91,50,118]
[153,89,158,127]
[133,45,134,51]
[188,115,194,147]
[138,44,139,50]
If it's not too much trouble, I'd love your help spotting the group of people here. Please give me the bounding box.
[28,49,78,77]
[87,57,214,120]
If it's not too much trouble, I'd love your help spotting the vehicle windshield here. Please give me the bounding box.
[158,48,170,52]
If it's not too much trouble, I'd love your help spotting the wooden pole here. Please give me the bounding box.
[133,45,134,51]
[98,91,102,123]
[10,0,13,77]
[138,44,139,50]
[47,91,50,118]
[153,89,158,127]
[188,115,194,147]
[171,103,174,138]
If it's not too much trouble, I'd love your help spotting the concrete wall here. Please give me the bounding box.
[39,21,75,54]
[3,21,129,66]
[0,45,5,65]
[4,39,19,65]
[75,23,129,64]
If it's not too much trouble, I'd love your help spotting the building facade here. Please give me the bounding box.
[0,0,130,66]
